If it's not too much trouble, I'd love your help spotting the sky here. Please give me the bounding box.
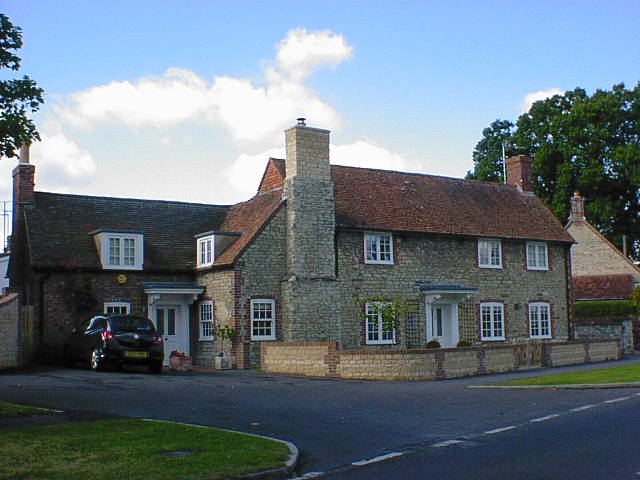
[1,0,638,207]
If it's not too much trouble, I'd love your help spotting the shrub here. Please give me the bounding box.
[426,340,441,349]
[456,340,472,347]
[573,300,636,319]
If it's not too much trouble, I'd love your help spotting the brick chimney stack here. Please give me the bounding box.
[569,192,586,223]
[505,155,534,192]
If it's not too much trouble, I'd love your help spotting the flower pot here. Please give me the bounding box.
[169,356,192,372]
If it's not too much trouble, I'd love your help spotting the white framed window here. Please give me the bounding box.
[529,302,551,339]
[365,303,395,344]
[364,233,393,264]
[199,301,214,340]
[93,231,144,270]
[526,242,548,270]
[104,302,130,314]
[478,239,502,268]
[480,302,505,340]
[197,235,214,268]
[251,299,276,341]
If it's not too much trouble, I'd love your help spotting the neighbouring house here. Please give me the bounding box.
[566,193,640,351]
[11,120,577,370]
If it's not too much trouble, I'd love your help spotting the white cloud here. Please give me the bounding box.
[520,88,564,113]
[225,147,285,200]
[56,29,351,145]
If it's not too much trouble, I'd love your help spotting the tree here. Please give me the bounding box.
[0,14,44,158]
[467,83,640,261]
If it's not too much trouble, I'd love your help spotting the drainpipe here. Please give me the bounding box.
[565,245,573,340]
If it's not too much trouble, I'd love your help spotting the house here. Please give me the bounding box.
[566,193,640,351]
[11,120,575,369]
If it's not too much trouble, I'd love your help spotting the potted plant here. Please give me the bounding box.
[212,325,237,370]
[169,350,192,372]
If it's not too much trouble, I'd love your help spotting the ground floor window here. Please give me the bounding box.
[251,299,276,340]
[199,301,214,340]
[104,302,130,314]
[480,302,504,340]
[529,302,551,338]
[365,303,395,344]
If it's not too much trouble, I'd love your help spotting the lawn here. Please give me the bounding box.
[0,418,289,480]
[0,401,55,417]
[496,363,640,386]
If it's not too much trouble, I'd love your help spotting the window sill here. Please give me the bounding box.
[198,337,214,341]
[366,341,395,345]
[478,264,503,269]
[251,337,276,341]
[364,260,394,265]
[480,337,505,341]
[526,267,549,271]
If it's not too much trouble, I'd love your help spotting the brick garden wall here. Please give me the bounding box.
[261,339,621,381]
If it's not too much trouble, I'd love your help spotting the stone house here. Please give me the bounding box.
[10,120,574,369]
[566,193,640,350]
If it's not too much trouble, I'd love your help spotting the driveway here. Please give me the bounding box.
[1,357,640,476]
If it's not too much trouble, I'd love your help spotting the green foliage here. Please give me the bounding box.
[0,14,43,158]
[456,340,472,348]
[633,287,640,313]
[467,83,640,261]
[212,324,237,356]
[573,300,636,319]
[354,296,418,334]
[426,340,441,349]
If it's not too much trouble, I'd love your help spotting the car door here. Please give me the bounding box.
[79,317,107,358]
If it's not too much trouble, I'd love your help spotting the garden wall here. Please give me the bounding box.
[261,339,621,381]
[0,294,22,369]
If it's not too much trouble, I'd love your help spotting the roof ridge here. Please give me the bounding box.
[34,191,232,208]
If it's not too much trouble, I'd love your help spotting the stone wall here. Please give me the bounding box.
[261,339,620,381]
[0,294,20,369]
[574,318,634,354]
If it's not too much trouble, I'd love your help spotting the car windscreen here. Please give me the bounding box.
[109,316,156,333]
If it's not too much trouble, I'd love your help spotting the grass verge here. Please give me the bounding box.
[0,418,289,480]
[0,401,55,418]
[495,363,640,386]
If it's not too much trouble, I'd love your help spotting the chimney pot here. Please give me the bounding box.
[19,144,30,164]
[296,117,306,127]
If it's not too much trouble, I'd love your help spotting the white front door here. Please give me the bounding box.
[427,304,459,348]
[155,305,188,365]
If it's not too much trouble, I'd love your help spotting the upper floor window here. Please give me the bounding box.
[478,239,502,269]
[480,302,505,340]
[199,301,214,340]
[529,302,551,339]
[91,230,144,270]
[365,302,395,344]
[197,235,214,268]
[365,233,393,264]
[251,299,276,341]
[526,242,548,270]
[104,302,130,314]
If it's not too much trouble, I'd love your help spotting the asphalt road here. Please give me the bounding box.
[1,359,640,479]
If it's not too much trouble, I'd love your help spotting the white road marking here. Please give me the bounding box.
[571,405,596,412]
[530,414,560,423]
[292,472,324,479]
[604,396,632,404]
[484,426,517,435]
[351,452,404,466]
[431,439,464,448]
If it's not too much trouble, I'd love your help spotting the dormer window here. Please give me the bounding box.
[90,230,144,270]
[197,235,214,268]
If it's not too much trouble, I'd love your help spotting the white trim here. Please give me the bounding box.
[529,302,552,339]
[199,300,214,340]
[103,302,130,314]
[526,242,549,270]
[197,235,214,268]
[364,302,395,345]
[251,299,276,341]
[478,239,502,269]
[480,302,505,340]
[95,232,144,270]
[364,232,394,265]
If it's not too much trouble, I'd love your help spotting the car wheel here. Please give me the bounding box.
[90,347,104,371]
[63,345,74,367]
[148,361,163,374]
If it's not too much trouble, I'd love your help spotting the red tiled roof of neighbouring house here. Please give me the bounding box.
[572,274,635,301]
[265,158,573,243]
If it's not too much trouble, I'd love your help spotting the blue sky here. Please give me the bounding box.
[1,0,638,204]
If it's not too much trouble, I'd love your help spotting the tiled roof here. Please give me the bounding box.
[213,189,284,266]
[572,274,635,301]
[267,159,572,243]
[25,192,229,271]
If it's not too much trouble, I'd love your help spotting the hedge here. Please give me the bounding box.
[574,300,637,319]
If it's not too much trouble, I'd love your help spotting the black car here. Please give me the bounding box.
[63,314,164,373]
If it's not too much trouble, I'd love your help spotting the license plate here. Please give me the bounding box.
[124,351,148,358]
